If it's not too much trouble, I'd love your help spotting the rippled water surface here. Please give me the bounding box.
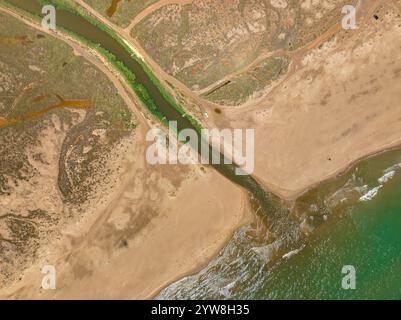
[4,0,400,300]
[160,149,401,300]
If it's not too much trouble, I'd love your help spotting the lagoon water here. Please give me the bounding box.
[159,149,401,299]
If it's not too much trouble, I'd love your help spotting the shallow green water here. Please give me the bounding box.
[160,149,401,300]
[256,174,401,299]
[4,0,400,300]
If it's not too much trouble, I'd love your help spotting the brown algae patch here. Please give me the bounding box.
[32,94,48,103]
[106,0,121,17]
[106,0,130,17]
[0,35,30,45]
[0,95,91,129]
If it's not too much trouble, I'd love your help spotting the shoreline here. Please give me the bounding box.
[147,189,252,300]
[264,140,401,204]
[2,0,401,299]
[154,142,401,298]
[0,7,252,299]
[0,163,253,299]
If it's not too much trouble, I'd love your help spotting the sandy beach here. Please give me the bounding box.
[0,6,250,299]
[0,124,250,299]
[206,1,401,200]
[2,0,401,300]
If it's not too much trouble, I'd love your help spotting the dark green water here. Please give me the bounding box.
[3,0,288,202]
[4,0,302,253]
[4,0,400,300]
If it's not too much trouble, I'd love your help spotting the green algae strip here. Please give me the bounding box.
[2,0,299,249]
[39,0,202,132]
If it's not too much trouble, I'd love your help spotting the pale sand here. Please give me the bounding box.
[0,7,250,299]
[53,169,248,300]
[1,148,249,299]
[77,0,401,202]
[71,0,401,202]
[207,2,401,200]
[0,107,250,299]
[3,0,401,299]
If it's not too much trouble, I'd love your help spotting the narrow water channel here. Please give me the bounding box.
[4,0,401,300]
[3,0,302,262]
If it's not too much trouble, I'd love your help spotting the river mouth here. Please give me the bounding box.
[8,0,400,300]
[158,147,401,299]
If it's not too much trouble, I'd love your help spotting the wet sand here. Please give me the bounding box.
[0,6,251,299]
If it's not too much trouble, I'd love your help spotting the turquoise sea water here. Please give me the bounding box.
[255,178,401,299]
[159,149,401,300]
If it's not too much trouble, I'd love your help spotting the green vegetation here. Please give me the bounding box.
[203,56,291,106]
[0,11,139,284]
[0,10,136,200]
[131,0,358,92]
[286,0,359,51]
[131,1,281,90]
[37,0,201,131]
